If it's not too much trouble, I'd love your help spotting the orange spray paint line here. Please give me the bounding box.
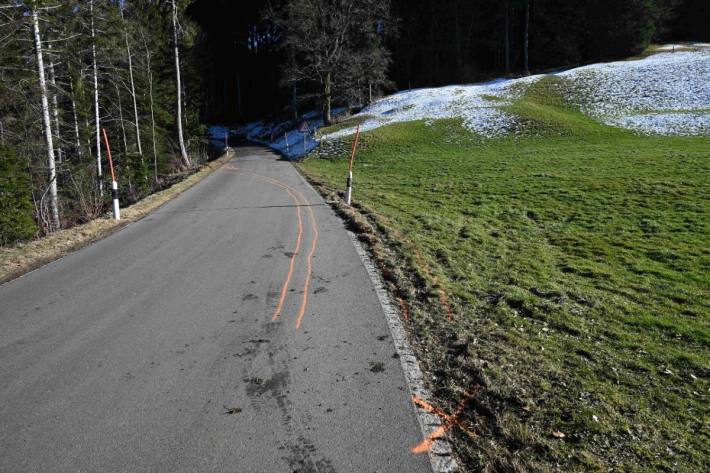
[410,387,480,454]
[272,186,303,321]
[228,167,319,329]
[295,203,318,329]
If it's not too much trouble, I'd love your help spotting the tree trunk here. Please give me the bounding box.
[504,0,511,74]
[323,72,332,125]
[32,6,60,231]
[121,6,142,158]
[90,0,103,195]
[69,80,82,159]
[114,81,129,155]
[523,0,530,75]
[143,36,158,182]
[48,43,63,163]
[171,0,190,167]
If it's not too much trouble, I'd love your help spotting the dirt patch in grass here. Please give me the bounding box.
[0,150,234,284]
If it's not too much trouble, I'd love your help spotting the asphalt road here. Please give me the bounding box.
[0,146,431,473]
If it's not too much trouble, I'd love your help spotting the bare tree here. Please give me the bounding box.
[120,5,142,158]
[171,0,189,167]
[89,0,103,195]
[47,42,62,163]
[68,79,82,160]
[31,3,60,231]
[139,27,159,182]
[268,0,394,125]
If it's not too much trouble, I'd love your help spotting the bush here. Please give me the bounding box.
[0,144,37,245]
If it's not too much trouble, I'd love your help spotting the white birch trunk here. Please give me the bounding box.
[147,50,158,181]
[48,43,62,163]
[32,6,60,231]
[114,81,128,155]
[69,80,82,159]
[171,0,190,167]
[90,0,103,195]
[121,6,142,157]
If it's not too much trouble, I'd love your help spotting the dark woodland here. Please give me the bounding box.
[189,0,710,123]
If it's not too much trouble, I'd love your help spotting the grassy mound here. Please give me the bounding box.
[299,78,710,471]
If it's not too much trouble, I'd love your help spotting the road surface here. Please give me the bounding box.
[0,146,431,473]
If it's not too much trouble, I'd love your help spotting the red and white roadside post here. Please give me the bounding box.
[101,128,120,221]
[345,124,361,206]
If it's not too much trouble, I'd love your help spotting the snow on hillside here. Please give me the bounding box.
[322,44,710,140]
[559,48,710,135]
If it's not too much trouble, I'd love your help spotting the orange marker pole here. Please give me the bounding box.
[101,128,120,220]
[345,124,361,206]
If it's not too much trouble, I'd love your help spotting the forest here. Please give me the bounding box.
[1,0,709,245]
[0,0,207,243]
[191,0,710,122]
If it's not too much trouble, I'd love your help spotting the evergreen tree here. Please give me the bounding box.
[0,143,37,244]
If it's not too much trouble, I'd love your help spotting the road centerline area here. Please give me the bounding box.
[0,145,432,473]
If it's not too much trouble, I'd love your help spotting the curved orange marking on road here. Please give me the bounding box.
[223,165,305,322]
[258,175,319,330]
[295,204,318,329]
[272,185,303,321]
[222,163,319,329]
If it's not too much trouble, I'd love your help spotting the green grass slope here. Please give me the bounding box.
[299,77,710,472]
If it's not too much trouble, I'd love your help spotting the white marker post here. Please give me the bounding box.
[102,128,120,220]
[345,124,361,206]
[284,131,290,154]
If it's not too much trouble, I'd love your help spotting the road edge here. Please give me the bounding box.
[291,157,460,473]
[347,231,460,473]
[0,150,234,285]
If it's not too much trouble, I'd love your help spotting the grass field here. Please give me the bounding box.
[298,78,710,471]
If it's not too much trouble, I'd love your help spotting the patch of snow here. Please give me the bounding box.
[558,49,710,135]
[207,125,230,140]
[321,76,545,140]
[608,112,710,136]
[322,45,710,140]
[217,108,347,160]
